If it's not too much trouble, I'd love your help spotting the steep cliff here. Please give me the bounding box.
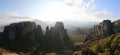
[0,21,73,53]
[44,22,73,51]
[90,19,120,40]
[2,21,44,52]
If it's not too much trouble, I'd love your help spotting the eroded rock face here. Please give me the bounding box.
[4,22,37,40]
[91,19,120,39]
[45,22,73,51]
[3,21,44,52]
[1,21,73,52]
[54,22,72,50]
[113,19,120,33]
[100,20,113,37]
[91,20,113,38]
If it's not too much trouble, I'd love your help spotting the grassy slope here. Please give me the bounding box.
[89,33,120,55]
[69,34,85,46]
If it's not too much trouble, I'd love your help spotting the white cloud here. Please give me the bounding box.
[37,0,105,23]
[64,0,83,6]
[94,10,112,18]
[64,0,96,11]
[0,12,34,24]
[0,0,114,26]
[0,12,34,19]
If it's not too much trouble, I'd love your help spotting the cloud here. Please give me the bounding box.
[94,9,120,21]
[60,0,114,22]
[94,10,112,18]
[85,0,96,11]
[64,0,83,6]
[0,0,115,26]
[0,12,33,19]
[64,0,96,11]
[0,12,34,24]
[38,0,105,23]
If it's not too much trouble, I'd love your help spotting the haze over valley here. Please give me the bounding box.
[0,0,120,55]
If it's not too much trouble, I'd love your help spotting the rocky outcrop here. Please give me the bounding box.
[44,22,73,51]
[0,21,73,52]
[100,20,113,37]
[113,19,120,33]
[2,21,44,52]
[90,19,120,39]
[3,22,37,40]
[53,22,73,50]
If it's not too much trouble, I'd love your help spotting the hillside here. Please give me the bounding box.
[89,33,120,55]
[0,48,18,55]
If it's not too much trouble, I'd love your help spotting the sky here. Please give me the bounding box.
[0,0,120,25]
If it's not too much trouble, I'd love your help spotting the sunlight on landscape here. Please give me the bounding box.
[0,0,120,55]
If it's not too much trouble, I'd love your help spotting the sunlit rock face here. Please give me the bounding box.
[113,19,120,33]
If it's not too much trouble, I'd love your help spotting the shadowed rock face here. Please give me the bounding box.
[0,21,73,52]
[4,22,37,40]
[100,20,113,37]
[54,22,72,49]
[2,21,44,52]
[91,20,113,38]
[45,22,73,51]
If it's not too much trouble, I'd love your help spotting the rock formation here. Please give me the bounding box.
[0,21,73,52]
[113,19,120,33]
[90,19,120,40]
[44,22,73,51]
[2,21,44,52]
[53,22,73,50]
[99,20,113,37]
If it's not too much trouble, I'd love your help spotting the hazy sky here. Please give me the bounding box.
[0,0,120,24]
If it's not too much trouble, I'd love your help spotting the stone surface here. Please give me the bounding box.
[100,20,113,37]
[0,21,73,52]
[113,19,120,33]
[44,22,73,51]
[90,19,120,39]
[2,21,44,52]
